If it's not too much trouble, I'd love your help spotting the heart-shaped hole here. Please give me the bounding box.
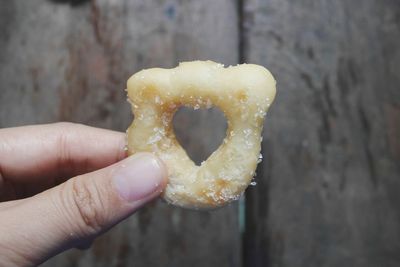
[173,106,227,166]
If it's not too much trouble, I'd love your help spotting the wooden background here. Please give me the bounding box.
[1,0,399,266]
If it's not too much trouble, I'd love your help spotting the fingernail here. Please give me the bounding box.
[113,153,166,202]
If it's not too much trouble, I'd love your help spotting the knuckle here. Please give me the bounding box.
[55,127,73,176]
[69,178,105,235]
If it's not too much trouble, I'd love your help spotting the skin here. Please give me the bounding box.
[0,122,167,266]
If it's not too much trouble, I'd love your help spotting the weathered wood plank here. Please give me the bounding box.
[0,1,240,266]
[243,0,400,266]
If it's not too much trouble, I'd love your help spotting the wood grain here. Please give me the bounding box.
[0,1,240,266]
[243,1,400,266]
[2,0,400,266]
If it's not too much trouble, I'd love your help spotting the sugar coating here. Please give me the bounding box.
[126,60,276,210]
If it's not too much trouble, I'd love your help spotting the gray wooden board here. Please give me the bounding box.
[0,1,240,266]
[243,0,400,266]
[2,0,400,266]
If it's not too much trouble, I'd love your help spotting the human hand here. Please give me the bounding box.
[0,123,167,266]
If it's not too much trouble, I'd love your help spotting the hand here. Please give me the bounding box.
[0,123,167,267]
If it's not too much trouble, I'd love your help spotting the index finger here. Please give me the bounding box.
[0,122,126,186]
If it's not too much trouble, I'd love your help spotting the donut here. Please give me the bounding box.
[126,61,276,209]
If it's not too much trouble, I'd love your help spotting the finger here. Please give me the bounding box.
[0,199,25,211]
[0,153,167,267]
[0,122,126,187]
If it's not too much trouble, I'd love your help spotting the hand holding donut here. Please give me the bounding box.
[0,61,275,266]
[0,123,167,266]
[127,61,276,209]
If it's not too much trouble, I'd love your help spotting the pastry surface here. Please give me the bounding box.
[126,61,276,209]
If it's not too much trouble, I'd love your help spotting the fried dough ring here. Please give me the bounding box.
[126,61,276,209]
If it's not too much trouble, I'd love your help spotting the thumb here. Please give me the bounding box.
[0,153,167,267]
